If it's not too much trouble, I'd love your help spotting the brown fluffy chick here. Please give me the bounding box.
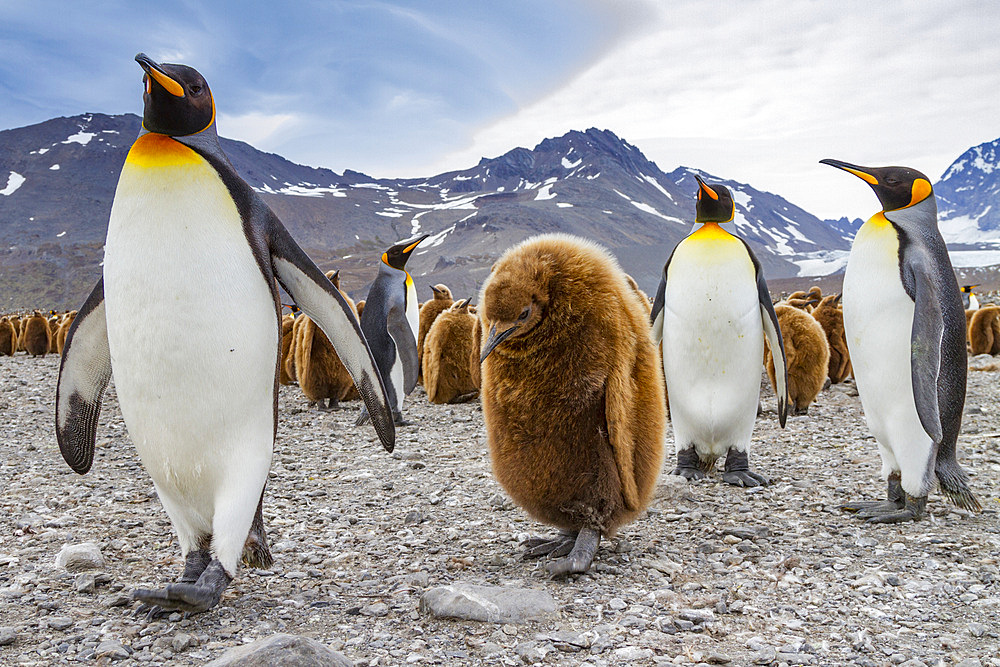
[417,284,454,383]
[279,311,296,385]
[0,317,16,356]
[55,311,78,355]
[765,305,830,415]
[293,271,358,410]
[969,305,1000,356]
[355,300,365,319]
[479,233,666,576]
[22,310,51,357]
[469,315,483,390]
[810,294,852,383]
[423,299,479,404]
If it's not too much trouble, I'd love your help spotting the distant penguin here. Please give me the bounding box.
[56,311,78,355]
[11,316,24,352]
[47,311,61,353]
[23,310,51,357]
[479,233,666,575]
[810,294,852,384]
[961,285,980,310]
[56,54,395,617]
[765,305,830,415]
[294,271,358,410]
[786,290,808,301]
[356,300,365,319]
[417,284,453,382]
[821,158,980,521]
[651,176,788,487]
[969,305,1000,356]
[784,296,820,310]
[0,317,15,356]
[423,298,479,404]
[358,236,428,425]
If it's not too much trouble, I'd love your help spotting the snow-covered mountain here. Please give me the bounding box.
[3,113,994,310]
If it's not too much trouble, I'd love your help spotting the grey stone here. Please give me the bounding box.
[95,640,130,660]
[968,622,987,637]
[613,646,655,661]
[360,602,389,617]
[172,632,194,653]
[419,583,558,624]
[753,646,777,664]
[47,616,74,631]
[74,572,96,594]
[204,634,352,666]
[955,659,983,667]
[0,626,16,646]
[55,542,105,572]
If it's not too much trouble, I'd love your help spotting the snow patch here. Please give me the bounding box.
[421,225,456,249]
[641,174,673,201]
[556,202,573,208]
[56,231,66,238]
[948,248,1000,267]
[62,131,96,146]
[534,183,557,201]
[561,156,582,169]
[794,250,850,276]
[1,172,26,196]
[732,189,752,211]
[50,164,60,170]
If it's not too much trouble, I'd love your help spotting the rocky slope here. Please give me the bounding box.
[0,353,997,666]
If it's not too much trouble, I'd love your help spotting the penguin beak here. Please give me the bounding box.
[819,159,879,186]
[402,234,431,255]
[480,323,519,363]
[694,174,719,200]
[135,53,185,98]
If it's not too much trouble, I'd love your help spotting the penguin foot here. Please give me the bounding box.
[722,470,769,487]
[840,499,903,514]
[861,495,926,524]
[318,398,341,412]
[521,531,576,559]
[392,415,412,426]
[449,391,480,404]
[722,449,768,487]
[180,549,212,583]
[545,528,600,577]
[673,446,709,480]
[132,560,232,615]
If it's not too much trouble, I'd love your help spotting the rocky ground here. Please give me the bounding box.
[0,353,998,666]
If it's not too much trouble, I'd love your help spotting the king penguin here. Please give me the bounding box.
[55,54,395,616]
[820,159,980,521]
[961,285,980,311]
[651,175,788,486]
[358,236,428,425]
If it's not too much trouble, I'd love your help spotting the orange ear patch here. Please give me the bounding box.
[908,178,932,207]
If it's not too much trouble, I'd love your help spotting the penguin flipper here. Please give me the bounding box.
[55,278,112,474]
[904,256,944,443]
[268,224,395,452]
[650,273,666,344]
[387,302,419,395]
[604,362,641,513]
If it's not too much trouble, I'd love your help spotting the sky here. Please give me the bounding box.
[2,0,1000,220]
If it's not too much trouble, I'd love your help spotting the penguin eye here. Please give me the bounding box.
[517,307,530,321]
[190,84,203,95]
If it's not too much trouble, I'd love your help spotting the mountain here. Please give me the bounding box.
[937,137,1000,241]
[0,113,926,311]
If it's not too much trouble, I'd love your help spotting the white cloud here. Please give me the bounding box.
[216,111,302,147]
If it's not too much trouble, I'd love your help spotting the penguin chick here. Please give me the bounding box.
[969,305,1000,356]
[423,298,479,404]
[479,233,666,576]
[294,271,358,410]
[624,274,652,316]
[0,317,16,356]
[810,294,852,383]
[786,290,808,301]
[469,315,483,390]
[355,300,365,319]
[765,305,830,415]
[278,310,296,385]
[56,311,78,355]
[23,310,51,357]
[417,284,453,382]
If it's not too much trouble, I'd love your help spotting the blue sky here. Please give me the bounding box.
[3,1,1000,219]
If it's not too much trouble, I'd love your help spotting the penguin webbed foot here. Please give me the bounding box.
[856,495,926,524]
[521,531,576,559]
[544,528,600,577]
[132,560,232,615]
[318,398,341,412]
[672,446,710,481]
[840,499,903,514]
[722,449,769,487]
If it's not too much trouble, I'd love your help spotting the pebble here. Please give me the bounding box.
[95,640,130,660]
[47,616,74,631]
[74,572,96,594]
[204,633,352,666]
[419,583,557,624]
[54,542,105,572]
[0,626,16,646]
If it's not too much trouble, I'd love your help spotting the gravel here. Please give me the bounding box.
[0,353,998,665]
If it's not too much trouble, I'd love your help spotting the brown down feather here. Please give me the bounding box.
[969,305,1000,356]
[765,304,830,415]
[292,271,358,409]
[423,299,479,404]
[22,310,51,357]
[479,234,666,537]
[0,317,16,356]
[810,294,852,383]
[417,284,453,383]
[55,311,77,355]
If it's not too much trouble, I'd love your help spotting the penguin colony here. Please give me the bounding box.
[33,53,984,615]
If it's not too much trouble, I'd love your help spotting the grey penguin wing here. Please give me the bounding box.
[267,219,396,452]
[55,278,112,474]
[737,237,788,428]
[387,299,419,395]
[903,251,944,443]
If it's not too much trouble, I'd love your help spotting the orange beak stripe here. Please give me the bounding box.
[842,166,878,186]
[403,239,423,253]
[700,182,719,200]
[150,68,185,97]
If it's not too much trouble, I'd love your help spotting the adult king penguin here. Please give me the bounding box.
[358,236,428,426]
[820,159,980,521]
[55,54,395,615]
[651,175,788,486]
